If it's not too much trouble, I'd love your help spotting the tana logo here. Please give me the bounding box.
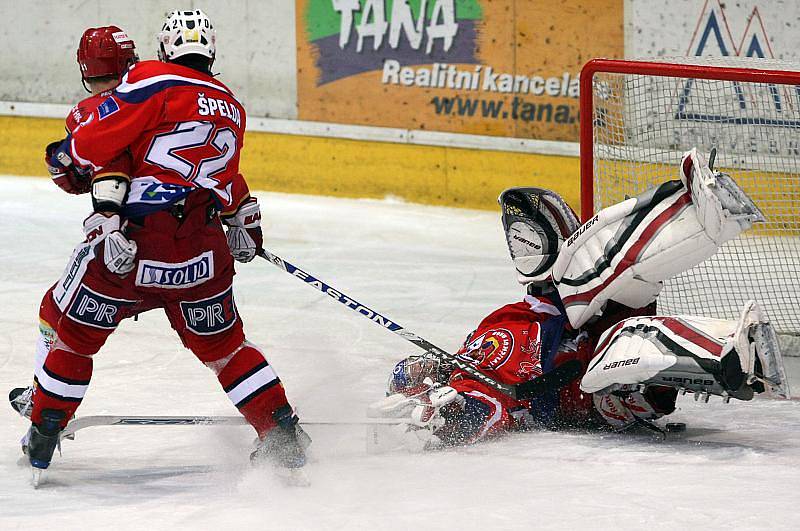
[306,0,481,84]
[677,1,798,128]
[458,328,514,370]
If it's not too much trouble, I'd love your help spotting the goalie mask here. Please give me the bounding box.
[499,187,579,287]
[387,355,449,395]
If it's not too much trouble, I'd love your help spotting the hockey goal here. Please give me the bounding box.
[580,57,800,346]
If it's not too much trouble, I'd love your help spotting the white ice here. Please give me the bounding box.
[1,176,798,530]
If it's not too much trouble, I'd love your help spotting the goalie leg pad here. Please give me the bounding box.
[581,302,789,401]
[554,148,762,329]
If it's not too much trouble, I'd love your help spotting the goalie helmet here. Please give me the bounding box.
[77,26,138,80]
[158,9,216,63]
[499,187,579,287]
[387,355,449,395]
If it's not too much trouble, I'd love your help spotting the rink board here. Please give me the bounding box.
[0,115,581,213]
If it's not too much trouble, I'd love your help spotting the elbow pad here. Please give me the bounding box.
[92,176,129,213]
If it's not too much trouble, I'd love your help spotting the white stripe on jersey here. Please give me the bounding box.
[524,294,561,316]
[464,390,504,440]
[116,72,231,96]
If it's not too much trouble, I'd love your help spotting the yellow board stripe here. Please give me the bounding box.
[0,116,582,213]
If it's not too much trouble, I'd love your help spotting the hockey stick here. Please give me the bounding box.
[61,415,407,438]
[258,249,520,399]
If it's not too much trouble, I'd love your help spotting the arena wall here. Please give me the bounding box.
[1,1,799,215]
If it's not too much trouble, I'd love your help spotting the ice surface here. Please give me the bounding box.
[1,176,798,530]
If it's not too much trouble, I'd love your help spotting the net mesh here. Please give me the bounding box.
[589,57,800,337]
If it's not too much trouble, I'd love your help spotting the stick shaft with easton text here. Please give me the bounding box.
[257,249,584,400]
[258,249,520,398]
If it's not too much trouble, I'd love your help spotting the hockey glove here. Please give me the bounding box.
[83,212,137,275]
[45,138,91,195]
[367,380,464,451]
[222,197,263,263]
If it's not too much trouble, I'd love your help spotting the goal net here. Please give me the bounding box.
[580,57,800,347]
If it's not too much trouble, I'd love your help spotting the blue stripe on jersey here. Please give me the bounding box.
[525,293,567,427]
[114,79,228,104]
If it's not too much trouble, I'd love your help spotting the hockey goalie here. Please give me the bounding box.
[369,149,790,451]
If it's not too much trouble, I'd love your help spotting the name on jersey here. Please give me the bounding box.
[197,93,241,127]
[180,287,237,335]
[136,251,214,289]
[66,284,137,329]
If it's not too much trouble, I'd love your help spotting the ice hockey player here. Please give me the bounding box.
[370,149,789,450]
[10,25,139,419]
[22,10,309,481]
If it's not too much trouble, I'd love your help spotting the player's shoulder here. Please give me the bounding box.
[478,295,562,327]
[66,91,114,132]
[115,60,239,103]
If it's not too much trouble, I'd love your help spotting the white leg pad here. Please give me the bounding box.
[554,148,762,329]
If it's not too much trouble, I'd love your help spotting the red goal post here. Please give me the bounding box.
[579,57,800,340]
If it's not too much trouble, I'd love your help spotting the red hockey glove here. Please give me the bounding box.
[45,139,91,194]
[222,197,263,263]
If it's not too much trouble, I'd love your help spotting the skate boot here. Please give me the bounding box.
[251,405,311,469]
[9,386,34,419]
[717,301,791,401]
[27,409,66,468]
[251,406,312,486]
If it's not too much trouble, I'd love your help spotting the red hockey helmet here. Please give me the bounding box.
[77,26,137,80]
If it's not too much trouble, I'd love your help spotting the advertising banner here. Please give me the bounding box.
[297,0,623,142]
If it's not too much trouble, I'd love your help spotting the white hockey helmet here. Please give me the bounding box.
[499,187,579,287]
[157,9,216,63]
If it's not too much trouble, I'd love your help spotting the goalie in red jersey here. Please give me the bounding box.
[371,149,790,450]
[22,10,308,477]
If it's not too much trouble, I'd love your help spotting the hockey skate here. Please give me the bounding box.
[25,409,66,487]
[9,386,34,419]
[251,406,312,486]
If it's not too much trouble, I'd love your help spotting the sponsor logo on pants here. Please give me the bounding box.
[180,286,237,335]
[53,242,94,311]
[66,284,137,329]
[136,251,214,289]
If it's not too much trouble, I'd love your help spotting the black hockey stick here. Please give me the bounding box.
[258,249,520,399]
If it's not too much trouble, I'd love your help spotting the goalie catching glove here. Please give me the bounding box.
[367,378,464,452]
[222,197,263,263]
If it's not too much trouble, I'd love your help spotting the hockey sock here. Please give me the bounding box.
[210,343,290,438]
[30,348,92,427]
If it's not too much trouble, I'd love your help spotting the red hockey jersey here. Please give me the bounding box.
[67,60,249,216]
[65,89,113,133]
